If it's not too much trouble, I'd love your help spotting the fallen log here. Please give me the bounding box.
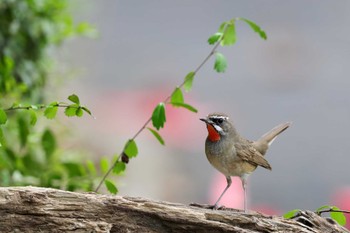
[0,186,347,232]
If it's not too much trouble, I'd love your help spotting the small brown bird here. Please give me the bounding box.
[200,113,290,212]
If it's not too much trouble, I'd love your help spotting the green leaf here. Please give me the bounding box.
[214,52,227,73]
[151,103,166,130]
[147,127,165,145]
[68,94,80,104]
[76,108,83,117]
[0,109,7,125]
[316,205,346,226]
[22,153,41,174]
[63,162,86,177]
[330,207,346,226]
[2,149,15,169]
[0,128,3,147]
[44,106,58,119]
[82,106,92,116]
[100,158,109,173]
[183,71,195,92]
[42,129,56,158]
[86,160,96,176]
[283,209,300,219]
[170,102,198,113]
[208,32,223,45]
[221,23,236,46]
[171,87,184,105]
[238,17,267,40]
[124,139,138,158]
[76,22,98,38]
[218,22,228,33]
[31,105,39,110]
[10,103,19,109]
[104,179,118,194]
[113,161,126,174]
[29,110,37,126]
[17,116,29,148]
[64,104,79,117]
[49,101,59,107]
[4,56,14,70]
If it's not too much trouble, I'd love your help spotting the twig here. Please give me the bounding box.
[5,103,70,111]
[317,208,350,215]
[5,102,96,119]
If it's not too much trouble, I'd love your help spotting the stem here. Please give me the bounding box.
[194,41,221,74]
[94,155,121,192]
[131,117,153,141]
[95,36,224,193]
[317,209,350,215]
[5,102,96,119]
[94,116,153,192]
[5,103,70,111]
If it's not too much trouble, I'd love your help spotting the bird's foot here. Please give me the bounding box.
[211,204,229,210]
[216,205,228,210]
[189,203,213,209]
[189,203,226,210]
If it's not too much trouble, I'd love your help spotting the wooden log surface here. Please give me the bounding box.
[0,186,348,232]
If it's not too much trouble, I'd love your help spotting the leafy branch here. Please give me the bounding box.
[284,205,348,227]
[0,93,96,190]
[316,205,348,226]
[0,94,93,129]
[95,17,267,193]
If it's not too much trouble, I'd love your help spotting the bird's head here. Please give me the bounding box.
[200,113,234,142]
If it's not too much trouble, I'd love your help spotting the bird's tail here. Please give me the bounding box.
[253,122,291,155]
[260,122,291,145]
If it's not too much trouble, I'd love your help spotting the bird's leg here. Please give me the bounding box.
[241,177,248,213]
[212,176,232,209]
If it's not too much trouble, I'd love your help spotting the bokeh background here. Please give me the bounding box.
[55,0,349,219]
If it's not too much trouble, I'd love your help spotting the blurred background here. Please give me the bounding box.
[53,0,349,218]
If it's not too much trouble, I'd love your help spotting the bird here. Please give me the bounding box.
[200,112,291,212]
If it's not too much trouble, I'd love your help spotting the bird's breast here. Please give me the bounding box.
[205,139,256,177]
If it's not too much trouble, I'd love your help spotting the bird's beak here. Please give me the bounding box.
[200,118,213,124]
[200,118,207,123]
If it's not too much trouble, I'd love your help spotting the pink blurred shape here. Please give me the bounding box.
[332,187,350,229]
[209,173,244,209]
[209,172,279,214]
[83,87,206,149]
[252,204,279,215]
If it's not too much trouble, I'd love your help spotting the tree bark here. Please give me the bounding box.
[0,186,347,233]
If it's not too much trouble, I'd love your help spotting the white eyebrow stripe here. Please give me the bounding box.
[209,115,229,120]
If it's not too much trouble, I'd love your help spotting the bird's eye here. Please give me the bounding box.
[216,118,223,124]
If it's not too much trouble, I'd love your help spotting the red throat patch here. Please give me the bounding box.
[206,124,221,142]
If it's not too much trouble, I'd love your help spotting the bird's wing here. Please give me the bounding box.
[235,142,272,170]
